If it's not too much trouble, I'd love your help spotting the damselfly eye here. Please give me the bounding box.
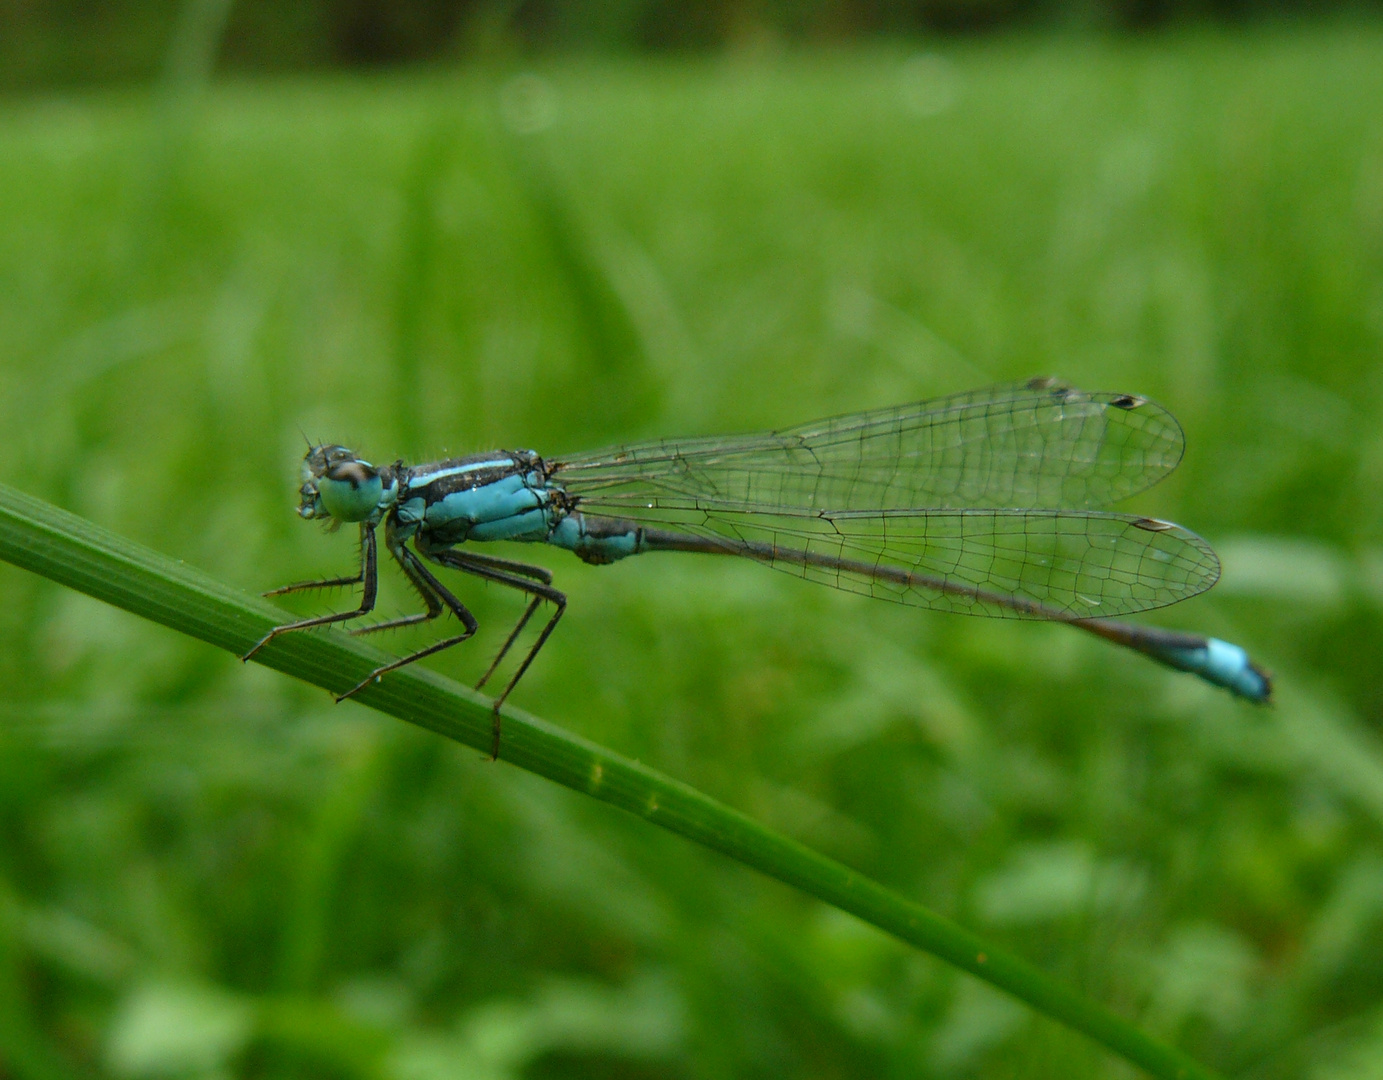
[317,464,383,523]
[303,444,355,479]
[326,460,376,486]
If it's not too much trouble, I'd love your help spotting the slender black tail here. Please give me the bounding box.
[635,525,1273,702]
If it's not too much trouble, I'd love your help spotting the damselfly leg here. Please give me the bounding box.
[336,538,480,703]
[242,524,379,662]
[426,548,567,759]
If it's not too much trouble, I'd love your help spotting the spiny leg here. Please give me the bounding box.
[442,549,555,584]
[335,542,479,701]
[243,524,379,662]
[476,596,542,691]
[426,549,566,759]
[264,572,361,597]
[447,552,553,690]
[425,550,554,683]
[427,550,565,697]
[349,544,445,637]
[261,520,384,598]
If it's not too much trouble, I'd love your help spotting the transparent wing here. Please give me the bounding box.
[550,380,1215,618]
[633,507,1219,619]
[554,379,1185,515]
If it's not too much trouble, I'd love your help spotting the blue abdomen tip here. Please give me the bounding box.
[1202,638,1273,703]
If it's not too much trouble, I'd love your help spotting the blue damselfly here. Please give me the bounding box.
[246,378,1270,756]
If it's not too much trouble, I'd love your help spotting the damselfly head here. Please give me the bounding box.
[297,445,383,524]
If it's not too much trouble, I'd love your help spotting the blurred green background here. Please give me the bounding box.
[3,3,1383,1078]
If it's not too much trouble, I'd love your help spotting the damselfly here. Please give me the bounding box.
[246,379,1270,756]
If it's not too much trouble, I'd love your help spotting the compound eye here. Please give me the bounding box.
[317,465,383,523]
[326,460,375,486]
[303,444,353,478]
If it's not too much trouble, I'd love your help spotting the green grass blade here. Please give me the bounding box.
[0,481,1220,1080]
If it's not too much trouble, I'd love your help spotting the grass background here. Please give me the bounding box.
[1,23,1383,1078]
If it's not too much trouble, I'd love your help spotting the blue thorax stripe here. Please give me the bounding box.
[409,458,521,487]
